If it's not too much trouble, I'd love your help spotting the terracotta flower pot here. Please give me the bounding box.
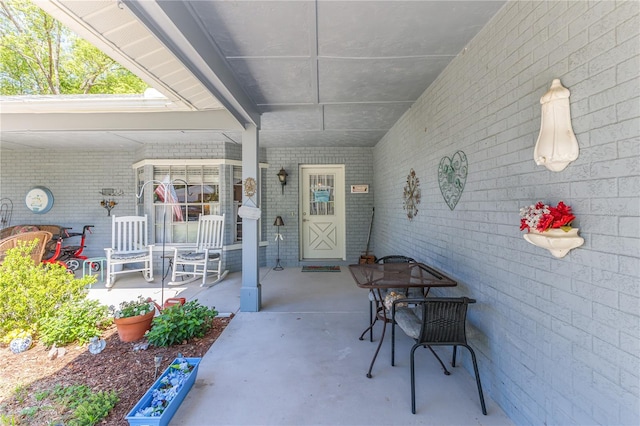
[114,310,155,342]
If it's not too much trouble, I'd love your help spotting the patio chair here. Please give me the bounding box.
[391,297,486,415]
[364,255,416,342]
[0,230,52,265]
[167,214,228,287]
[104,215,154,288]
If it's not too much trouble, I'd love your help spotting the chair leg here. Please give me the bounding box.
[410,343,420,414]
[465,345,487,415]
[105,262,114,288]
[170,251,179,283]
[368,300,372,341]
[201,256,209,286]
[452,345,457,367]
[391,317,396,366]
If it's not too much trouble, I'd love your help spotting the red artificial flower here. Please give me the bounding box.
[520,201,577,233]
[537,214,554,231]
[547,201,575,228]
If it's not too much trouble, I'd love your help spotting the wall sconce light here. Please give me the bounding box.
[273,215,285,270]
[276,168,288,194]
[534,79,579,172]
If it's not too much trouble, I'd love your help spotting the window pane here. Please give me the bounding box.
[309,173,335,216]
[152,165,220,243]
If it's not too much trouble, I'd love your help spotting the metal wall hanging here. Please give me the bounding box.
[438,150,468,210]
[402,169,421,220]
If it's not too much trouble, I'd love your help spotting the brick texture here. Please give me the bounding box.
[373,1,639,424]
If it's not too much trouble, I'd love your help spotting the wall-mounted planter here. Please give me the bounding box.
[126,357,201,426]
[523,228,584,258]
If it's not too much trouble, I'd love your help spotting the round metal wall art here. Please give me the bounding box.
[438,151,468,210]
[403,168,421,220]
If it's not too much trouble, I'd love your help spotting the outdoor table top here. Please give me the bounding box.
[348,262,457,290]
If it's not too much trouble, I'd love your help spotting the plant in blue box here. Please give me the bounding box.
[136,358,193,417]
[127,357,201,426]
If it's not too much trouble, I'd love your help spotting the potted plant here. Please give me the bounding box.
[519,201,584,257]
[125,357,201,426]
[110,296,156,342]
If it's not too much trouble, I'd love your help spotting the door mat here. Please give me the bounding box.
[302,266,341,272]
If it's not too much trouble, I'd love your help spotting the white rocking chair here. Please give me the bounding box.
[168,214,228,287]
[104,215,154,288]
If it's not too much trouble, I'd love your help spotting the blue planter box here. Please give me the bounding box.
[125,357,201,426]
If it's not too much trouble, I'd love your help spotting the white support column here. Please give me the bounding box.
[240,124,261,312]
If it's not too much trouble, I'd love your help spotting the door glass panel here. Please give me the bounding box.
[308,173,335,216]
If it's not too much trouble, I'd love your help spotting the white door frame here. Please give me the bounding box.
[299,164,346,260]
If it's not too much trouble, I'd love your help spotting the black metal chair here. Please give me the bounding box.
[362,255,416,342]
[391,297,487,415]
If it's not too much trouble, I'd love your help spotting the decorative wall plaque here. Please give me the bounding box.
[25,186,54,214]
[402,169,421,220]
[438,151,468,210]
[243,177,257,197]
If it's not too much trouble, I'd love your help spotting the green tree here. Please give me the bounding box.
[0,0,147,95]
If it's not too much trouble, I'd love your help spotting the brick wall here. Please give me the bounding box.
[265,147,374,268]
[373,1,639,424]
[0,149,136,259]
[0,142,267,272]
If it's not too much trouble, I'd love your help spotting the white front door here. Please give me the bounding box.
[300,165,345,260]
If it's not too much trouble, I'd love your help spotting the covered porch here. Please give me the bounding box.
[87,267,513,425]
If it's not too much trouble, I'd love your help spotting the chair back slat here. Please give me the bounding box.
[418,297,474,345]
[196,214,225,251]
[112,215,148,253]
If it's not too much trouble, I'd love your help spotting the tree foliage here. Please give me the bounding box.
[0,0,147,95]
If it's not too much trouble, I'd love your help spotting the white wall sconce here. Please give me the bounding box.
[534,79,579,172]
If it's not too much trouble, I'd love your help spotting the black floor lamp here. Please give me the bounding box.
[273,216,284,270]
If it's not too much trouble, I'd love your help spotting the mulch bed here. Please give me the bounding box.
[0,315,232,425]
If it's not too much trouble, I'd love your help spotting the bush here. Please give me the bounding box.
[0,242,95,343]
[146,300,218,347]
[51,384,119,426]
[39,298,111,347]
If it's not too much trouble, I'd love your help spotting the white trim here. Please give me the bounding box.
[132,159,270,168]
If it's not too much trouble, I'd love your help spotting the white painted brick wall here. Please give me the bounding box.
[265,147,374,268]
[0,142,264,272]
[373,1,639,424]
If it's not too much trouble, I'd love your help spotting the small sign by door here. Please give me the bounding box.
[351,185,369,193]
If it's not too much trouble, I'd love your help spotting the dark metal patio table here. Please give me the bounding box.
[348,262,457,378]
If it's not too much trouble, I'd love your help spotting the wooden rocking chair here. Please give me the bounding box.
[168,214,228,287]
[104,215,154,288]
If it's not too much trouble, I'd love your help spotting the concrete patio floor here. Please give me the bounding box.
[87,266,513,426]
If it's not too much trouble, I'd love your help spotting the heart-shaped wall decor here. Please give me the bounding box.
[438,151,468,210]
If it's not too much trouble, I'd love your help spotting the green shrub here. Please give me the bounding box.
[52,384,118,426]
[39,298,111,347]
[146,300,218,347]
[67,390,118,426]
[0,242,95,343]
